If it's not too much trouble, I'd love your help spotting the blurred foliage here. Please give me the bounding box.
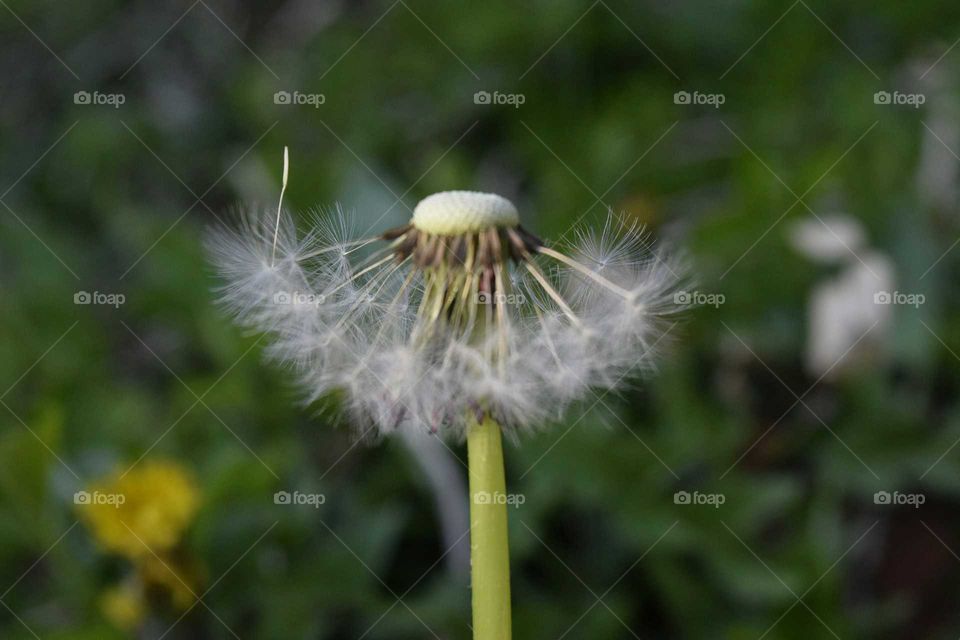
[2,0,960,638]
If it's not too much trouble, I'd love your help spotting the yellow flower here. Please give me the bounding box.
[78,460,200,560]
[100,582,145,631]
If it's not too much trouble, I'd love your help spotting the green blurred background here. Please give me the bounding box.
[2,1,960,638]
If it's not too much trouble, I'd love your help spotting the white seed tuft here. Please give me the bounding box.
[208,199,684,441]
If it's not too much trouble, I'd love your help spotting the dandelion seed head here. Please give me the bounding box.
[208,187,684,441]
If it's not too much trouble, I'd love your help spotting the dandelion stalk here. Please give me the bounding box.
[467,413,511,640]
[209,182,684,636]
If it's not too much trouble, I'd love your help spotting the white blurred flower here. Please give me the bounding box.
[208,190,684,439]
[806,252,893,377]
[789,215,893,377]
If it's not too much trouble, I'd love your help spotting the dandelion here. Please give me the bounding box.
[78,460,201,559]
[208,150,684,639]
[78,460,203,631]
[97,554,203,631]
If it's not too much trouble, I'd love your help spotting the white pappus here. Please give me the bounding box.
[207,177,685,441]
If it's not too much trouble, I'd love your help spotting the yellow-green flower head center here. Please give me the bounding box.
[412,190,519,235]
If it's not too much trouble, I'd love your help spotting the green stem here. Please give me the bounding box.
[467,414,512,640]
